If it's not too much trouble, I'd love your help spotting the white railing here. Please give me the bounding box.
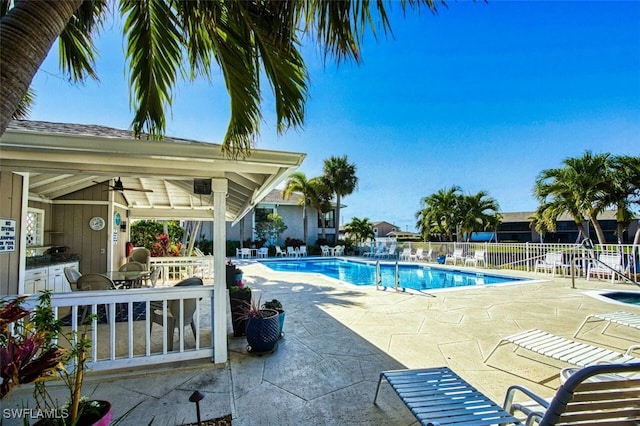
[149,256,214,285]
[397,241,638,279]
[20,286,216,371]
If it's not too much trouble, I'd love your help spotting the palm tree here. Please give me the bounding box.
[415,186,462,241]
[322,156,358,240]
[344,217,375,250]
[0,1,441,153]
[308,177,333,241]
[282,172,314,245]
[457,191,501,242]
[534,151,611,244]
[606,155,640,244]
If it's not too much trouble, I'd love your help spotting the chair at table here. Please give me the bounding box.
[128,247,151,270]
[119,261,146,287]
[150,277,203,351]
[257,247,268,258]
[63,267,82,290]
[146,266,161,288]
[76,274,116,323]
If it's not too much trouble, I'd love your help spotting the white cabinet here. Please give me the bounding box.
[25,267,48,294]
[24,261,79,294]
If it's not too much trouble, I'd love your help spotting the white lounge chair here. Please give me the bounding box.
[574,311,640,338]
[484,328,640,368]
[240,248,252,259]
[399,247,412,261]
[333,245,345,256]
[286,246,298,257]
[257,247,268,258]
[320,245,330,256]
[587,253,623,282]
[275,246,286,257]
[464,250,486,267]
[409,248,424,261]
[298,246,307,256]
[534,252,569,277]
[445,248,464,265]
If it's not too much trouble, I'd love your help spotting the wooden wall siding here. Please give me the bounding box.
[53,184,110,274]
[0,172,23,295]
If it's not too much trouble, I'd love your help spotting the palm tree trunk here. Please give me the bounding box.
[588,214,607,245]
[302,203,308,245]
[335,193,341,243]
[0,0,82,135]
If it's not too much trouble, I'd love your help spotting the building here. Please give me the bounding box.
[194,189,339,246]
[497,210,638,243]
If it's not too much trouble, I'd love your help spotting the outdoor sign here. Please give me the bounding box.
[0,218,17,253]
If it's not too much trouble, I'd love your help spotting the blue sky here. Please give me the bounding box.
[29,1,640,232]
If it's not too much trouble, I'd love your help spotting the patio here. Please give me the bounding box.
[3,260,639,425]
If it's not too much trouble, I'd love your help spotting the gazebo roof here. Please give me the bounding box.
[0,120,306,223]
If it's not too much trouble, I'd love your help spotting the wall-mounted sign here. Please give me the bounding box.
[0,218,17,253]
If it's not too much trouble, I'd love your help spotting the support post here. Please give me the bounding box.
[212,179,228,363]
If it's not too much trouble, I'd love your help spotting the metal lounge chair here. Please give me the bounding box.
[374,363,640,426]
[573,311,640,338]
[484,328,640,368]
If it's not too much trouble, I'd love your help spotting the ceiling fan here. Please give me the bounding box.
[96,177,153,193]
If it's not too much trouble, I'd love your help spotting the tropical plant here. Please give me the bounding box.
[282,172,314,245]
[262,299,283,314]
[344,217,375,249]
[322,155,358,239]
[0,295,66,400]
[130,220,184,250]
[254,212,287,247]
[457,191,501,242]
[415,186,462,241]
[605,155,640,244]
[1,292,113,424]
[534,151,612,244]
[308,177,333,240]
[0,1,442,153]
[150,233,184,257]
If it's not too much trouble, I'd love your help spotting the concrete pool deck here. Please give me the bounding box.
[3,259,639,425]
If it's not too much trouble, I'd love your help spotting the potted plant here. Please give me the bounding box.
[243,297,280,354]
[1,292,113,425]
[225,259,243,289]
[262,299,285,339]
[229,280,251,337]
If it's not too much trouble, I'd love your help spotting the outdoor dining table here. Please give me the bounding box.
[102,270,151,289]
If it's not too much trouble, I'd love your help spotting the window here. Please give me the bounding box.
[26,207,44,247]
[318,210,335,229]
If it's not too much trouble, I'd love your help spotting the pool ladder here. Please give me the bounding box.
[375,261,402,291]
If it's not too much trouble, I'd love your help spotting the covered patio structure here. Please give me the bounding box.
[0,120,305,364]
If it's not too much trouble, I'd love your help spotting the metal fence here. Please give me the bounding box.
[381,240,638,279]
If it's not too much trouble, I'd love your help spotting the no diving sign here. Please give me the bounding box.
[0,219,17,253]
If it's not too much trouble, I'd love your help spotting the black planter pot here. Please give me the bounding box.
[230,290,251,336]
[246,309,280,354]
[226,265,238,288]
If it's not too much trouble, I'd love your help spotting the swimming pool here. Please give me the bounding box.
[592,290,640,307]
[258,258,528,292]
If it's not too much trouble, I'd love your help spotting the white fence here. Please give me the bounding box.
[391,241,638,279]
[20,286,216,371]
[149,256,214,285]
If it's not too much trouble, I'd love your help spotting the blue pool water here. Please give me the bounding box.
[258,259,528,291]
[600,291,640,306]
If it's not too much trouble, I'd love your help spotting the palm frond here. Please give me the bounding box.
[122,0,183,139]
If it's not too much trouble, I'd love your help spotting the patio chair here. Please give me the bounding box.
[298,246,307,256]
[257,247,268,258]
[320,245,330,256]
[399,247,412,261]
[484,328,640,368]
[573,311,640,338]
[76,274,117,322]
[240,248,252,259]
[150,277,203,351]
[409,248,424,261]
[586,253,623,283]
[128,247,150,270]
[286,246,298,257]
[275,246,286,257]
[464,250,486,267]
[146,266,161,288]
[119,261,146,287]
[445,248,464,265]
[534,252,569,277]
[334,245,345,256]
[374,363,640,426]
[63,266,82,290]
